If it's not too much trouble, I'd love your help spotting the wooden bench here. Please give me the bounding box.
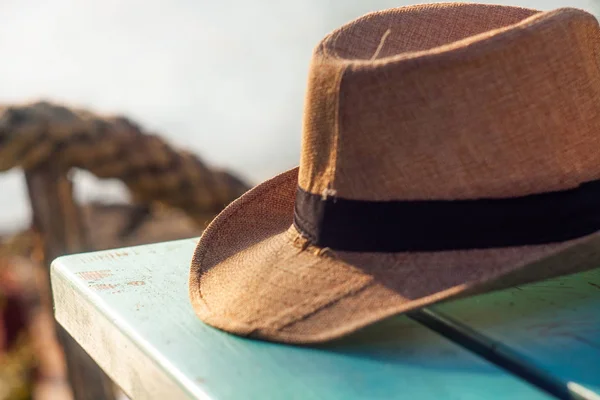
[50,238,600,400]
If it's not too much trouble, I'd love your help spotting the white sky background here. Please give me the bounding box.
[0,0,598,231]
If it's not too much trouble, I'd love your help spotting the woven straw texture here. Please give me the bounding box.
[189,3,600,343]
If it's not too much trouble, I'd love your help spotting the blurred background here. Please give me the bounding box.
[0,0,599,232]
[1,1,600,399]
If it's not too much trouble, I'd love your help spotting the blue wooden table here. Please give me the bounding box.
[50,238,600,400]
[434,268,600,398]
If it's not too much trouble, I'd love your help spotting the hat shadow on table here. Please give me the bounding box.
[189,2,600,344]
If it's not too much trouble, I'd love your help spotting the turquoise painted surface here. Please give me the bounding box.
[435,268,600,394]
[53,239,549,400]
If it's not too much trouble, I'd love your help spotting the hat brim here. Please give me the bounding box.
[189,167,600,343]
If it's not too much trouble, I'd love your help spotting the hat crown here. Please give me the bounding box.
[298,3,600,202]
[190,4,600,345]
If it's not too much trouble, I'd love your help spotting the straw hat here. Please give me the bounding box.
[189,3,600,343]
